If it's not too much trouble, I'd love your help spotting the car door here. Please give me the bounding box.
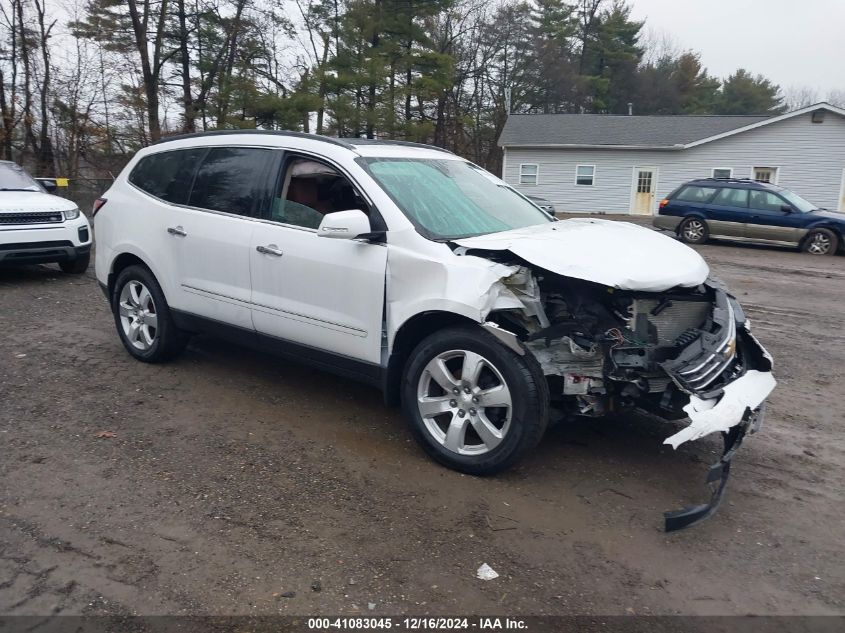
[706,186,751,237]
[249,152,388,365]
[168,146,277,330]
[746,190,805,243]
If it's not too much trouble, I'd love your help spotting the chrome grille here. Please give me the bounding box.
[675,303,737,391]
[0,211,64,225]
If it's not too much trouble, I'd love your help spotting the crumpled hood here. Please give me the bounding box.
[0,191,77,213]
[455,218,710,292]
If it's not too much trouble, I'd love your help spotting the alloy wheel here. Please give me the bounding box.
[683,220,705,242]
[118,280,158,351]
[807,232,831,255]
[416,349,512,456]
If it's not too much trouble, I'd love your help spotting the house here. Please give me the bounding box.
[498,102,845,215]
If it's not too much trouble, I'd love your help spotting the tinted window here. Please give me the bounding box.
[129,149,206,204]
[188,147,272,216]
[711,187,749,208]
[749,190,786,212]
[675,185,717,203]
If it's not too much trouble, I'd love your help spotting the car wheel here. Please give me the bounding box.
[678,217,709,244]
[59,252,90,274]
[112,265,188,362]
[801,228,838,256]
[401,325,549,475]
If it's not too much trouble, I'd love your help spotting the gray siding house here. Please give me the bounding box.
[499,103,845,215]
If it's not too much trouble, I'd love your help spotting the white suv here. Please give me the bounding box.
[0,161,91,273]
[95,131,776,529]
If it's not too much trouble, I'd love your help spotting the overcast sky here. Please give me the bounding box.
[628,0,845,96]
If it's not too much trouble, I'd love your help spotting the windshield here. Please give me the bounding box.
[360,157,552,239]
[778,189,816,213]
[0,163,42,192]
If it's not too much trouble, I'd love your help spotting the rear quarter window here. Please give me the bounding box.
[129,148,206,204]
[674,185,718,203]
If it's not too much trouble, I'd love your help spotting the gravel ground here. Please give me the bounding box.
[1,232,844,617]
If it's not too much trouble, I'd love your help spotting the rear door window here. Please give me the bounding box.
[711,187,749,208]
[129,148,206,204]
[188,147,274,217]
[674,185,718,203]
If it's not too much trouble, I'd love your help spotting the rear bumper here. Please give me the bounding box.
[653,215,682,232]
[0,241,91,266]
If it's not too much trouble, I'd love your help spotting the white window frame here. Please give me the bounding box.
[751,166,780,184]
[575,164,596,186]
[519,163,539,186]
[712,167,733,179]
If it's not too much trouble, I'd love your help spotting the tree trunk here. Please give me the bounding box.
[34,0,55,175]
[177,0,195,133]
[365,0,381,139]
[15,0,39,161]
[126,0,163,141]
[0,68,12,160]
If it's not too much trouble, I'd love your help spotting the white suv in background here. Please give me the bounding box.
[95,131,776,530]
[0,161,91,273]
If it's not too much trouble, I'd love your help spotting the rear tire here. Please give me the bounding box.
[678,217,709,244]
[801,228,837,255]
[401,325,549,475]
[59,252,90,274]
[111,265,188,362]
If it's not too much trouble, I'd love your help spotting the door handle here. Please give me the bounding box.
[167,226,187,237]
[256,244,283,257]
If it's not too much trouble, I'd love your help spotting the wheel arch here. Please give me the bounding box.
[800,223,843,253]
[383,310,480,406]
[678,211,708,227]
[108,252,157,300]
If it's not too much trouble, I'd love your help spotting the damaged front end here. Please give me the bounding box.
[483,267,776,531]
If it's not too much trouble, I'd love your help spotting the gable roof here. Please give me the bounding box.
[498,102,845,150]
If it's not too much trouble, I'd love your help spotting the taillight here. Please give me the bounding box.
[92,198,108,216]
[659,198,669,208]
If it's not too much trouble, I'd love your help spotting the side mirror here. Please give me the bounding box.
[36,178,57,193]
[780,204,793,213]
[317,209,373,240]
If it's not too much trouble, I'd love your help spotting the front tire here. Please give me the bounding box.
[801,228,838,255]
[59,252,90,274]
[678,217,709,244]
[111,265,188,362]
[401,325,549,475]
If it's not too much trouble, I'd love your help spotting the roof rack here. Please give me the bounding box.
[153,129,355,149]
[340,138,455,154]
[696,177,773,185]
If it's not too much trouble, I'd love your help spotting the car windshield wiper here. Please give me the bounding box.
[0,187,40,192]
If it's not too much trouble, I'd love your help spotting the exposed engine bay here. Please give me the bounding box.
[453,249,776,531]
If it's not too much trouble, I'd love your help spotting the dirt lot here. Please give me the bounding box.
[2,233,844,618]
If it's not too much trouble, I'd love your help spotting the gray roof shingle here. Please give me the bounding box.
[498,113,770,148]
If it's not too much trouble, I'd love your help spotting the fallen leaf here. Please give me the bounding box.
[95,431,117,439]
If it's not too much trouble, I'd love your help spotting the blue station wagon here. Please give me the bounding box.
[653,178,845,255]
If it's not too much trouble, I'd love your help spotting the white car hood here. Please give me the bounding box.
[455,218,710,292]
[0,191,77,213]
